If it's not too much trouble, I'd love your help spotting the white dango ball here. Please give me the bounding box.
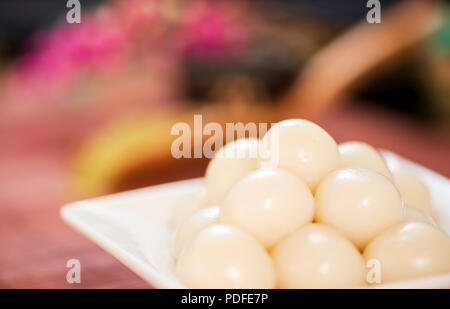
[173,206,220,260]
[363,222,450,283]
[315,168,403,250]
[172,186,210,228]
[338,141,392,179]
[221,169,314,249]
[205,138,260,204]
[271,224,366,288]
[176,224,275,289]
[259,119,339,190]
[393,171,435,219]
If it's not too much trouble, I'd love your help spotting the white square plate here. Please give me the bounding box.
[61,151,450,288]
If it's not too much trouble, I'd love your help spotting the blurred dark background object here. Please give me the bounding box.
[0,0,104,59]
[1,0,437,121]
[0,0,400,58]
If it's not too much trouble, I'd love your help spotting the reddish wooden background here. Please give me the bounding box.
[0,105,449,288]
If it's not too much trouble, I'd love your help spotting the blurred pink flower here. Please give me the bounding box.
[179,1,250,60]
[115,0,163,36]
[15,15,126,82]
[5,0,251,103]
[0,0,254,154]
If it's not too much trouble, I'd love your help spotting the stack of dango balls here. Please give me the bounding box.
[172,119,450,288]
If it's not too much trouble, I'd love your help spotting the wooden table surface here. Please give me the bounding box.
[0,105,449,289]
